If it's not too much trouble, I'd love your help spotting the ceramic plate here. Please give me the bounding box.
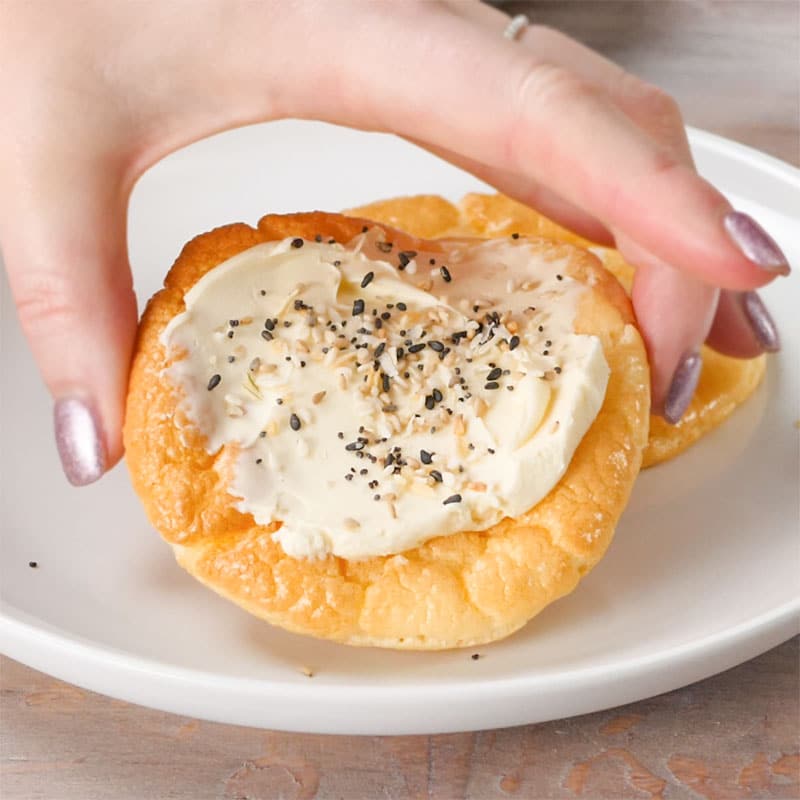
[1,123,798,735]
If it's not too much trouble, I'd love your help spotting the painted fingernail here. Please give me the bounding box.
[663,351,702,425]
[723,211,790,274]
[53,397,106,486]
[739,291,781,352]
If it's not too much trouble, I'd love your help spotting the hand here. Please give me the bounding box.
[0,0,788,486]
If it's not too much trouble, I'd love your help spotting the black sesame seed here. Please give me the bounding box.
[345,474,353,481]
[227,331,234,339]
[487,367,502,381]
[396,302,408,311]
[429,258,436,265]
[276,398,283,405]
[432,388,443,403]
[360,468,368,476]
[334,260,342,267]
[207,374,222,391]
[430,470,443,483]
[397,252,416,268]
[260,289,267,296]
[28,561,38,568]
[265,318,276,330]
[382,373,390,393]
[256,458,263,465]
[485,381,500,390]
[229,319,239,327]
[556,274,563,281]
[440,266,452,283]
[538,325,544,332]
[428,340,444,352]
[425,395,435,410]
[352,299,365,316]
[227,355,235,363]
[443,494,462,505]
[374,342,386,359]
[261,329,274,341]
[259,431,267,438]
[554,366,562,374]
[420,450,433,465]
[381,311,391,321]
[314,234,323,242]
[361,271,374,288]
[408,343,425,354]
[471,653,480,661]
[511,232,520,239]
[290,414,301,431]
[345,441,365,451]
[509,335,520,351]
[291,238,304,248]
[543,350,549,356]
[337,431,344,439]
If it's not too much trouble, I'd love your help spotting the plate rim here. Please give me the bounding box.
[2,125,799,733]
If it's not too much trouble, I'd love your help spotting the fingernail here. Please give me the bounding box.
[723,211,790,274]
[739,291,781,352]
[664,351,702,425]
[53,397,106,486]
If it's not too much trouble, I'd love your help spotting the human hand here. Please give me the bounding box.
[0,0,788,486]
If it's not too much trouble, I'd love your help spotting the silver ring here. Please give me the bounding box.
[503,14,530,41]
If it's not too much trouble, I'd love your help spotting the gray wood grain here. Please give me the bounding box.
[2,640,798,799]
[2,2,798,798]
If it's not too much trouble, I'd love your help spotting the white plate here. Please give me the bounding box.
[1,124,798,735]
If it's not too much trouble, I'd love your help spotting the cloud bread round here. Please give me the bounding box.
[124,211,649,649]
[347,194,766,468]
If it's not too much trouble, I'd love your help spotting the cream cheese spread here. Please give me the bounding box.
[161,230,609,559]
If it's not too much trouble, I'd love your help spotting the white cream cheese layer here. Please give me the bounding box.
[161,231,609,559]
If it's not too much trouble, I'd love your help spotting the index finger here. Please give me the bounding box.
[274,3,789,289]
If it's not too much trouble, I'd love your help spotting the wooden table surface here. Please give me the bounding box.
[2,2,798,798]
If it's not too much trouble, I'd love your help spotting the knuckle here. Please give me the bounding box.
[13,270,79,333]
[646,146,683,182]
[628,79,683,127]
[505,60,597,165]
[514,60,595,111]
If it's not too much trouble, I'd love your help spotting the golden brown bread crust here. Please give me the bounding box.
[124,211,649,649]
[347,193,767,469]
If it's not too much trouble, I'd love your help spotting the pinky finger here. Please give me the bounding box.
[705,290,780,358]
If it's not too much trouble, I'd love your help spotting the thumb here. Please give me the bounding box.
[1,160,136,485]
